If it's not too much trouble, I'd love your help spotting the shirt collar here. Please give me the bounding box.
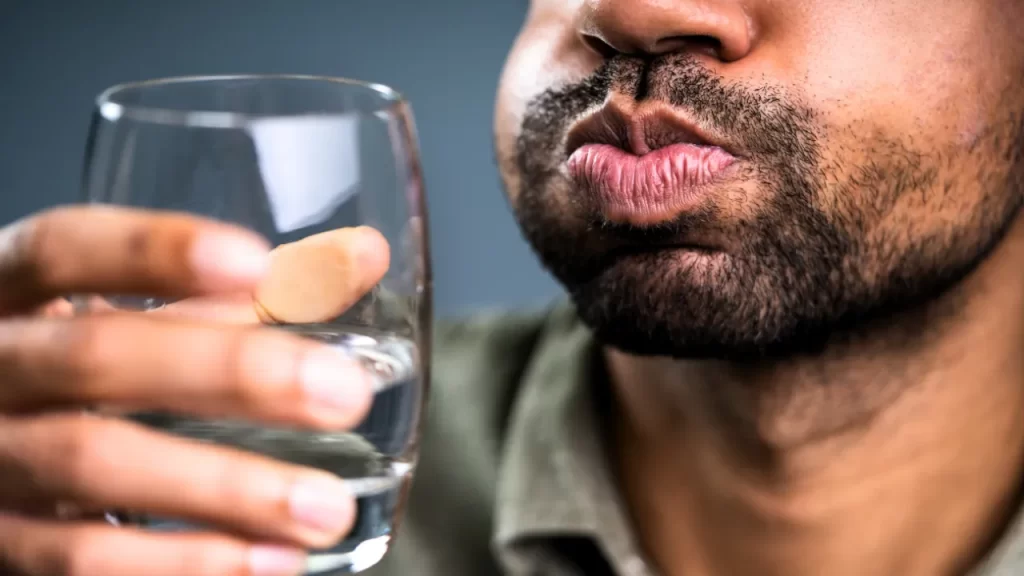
[492,303,652,575]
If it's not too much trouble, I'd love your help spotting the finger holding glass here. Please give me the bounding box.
[0,209,389,576]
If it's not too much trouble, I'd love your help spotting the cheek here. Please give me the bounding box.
[786,2,1011,151]
[494,41,542,202]
[756,1,1024,234]
[495,11,602,201]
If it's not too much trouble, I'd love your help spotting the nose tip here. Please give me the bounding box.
[577,0,753,62]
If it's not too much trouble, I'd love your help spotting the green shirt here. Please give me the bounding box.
[366,303,1024,576]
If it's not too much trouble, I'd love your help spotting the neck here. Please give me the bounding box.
[609,218,1024,576]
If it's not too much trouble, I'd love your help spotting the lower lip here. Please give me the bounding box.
[566,143,736,225]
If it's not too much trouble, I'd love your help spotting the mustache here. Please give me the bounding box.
[513,53,830,274]
[517,53,820,168]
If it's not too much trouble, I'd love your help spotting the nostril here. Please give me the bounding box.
[654,35,723,58]
[581,33,621,58]
[582,31,725,60]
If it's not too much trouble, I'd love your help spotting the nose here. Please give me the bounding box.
[576,0,753,62]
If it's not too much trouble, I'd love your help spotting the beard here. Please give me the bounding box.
[510,54,1024,361]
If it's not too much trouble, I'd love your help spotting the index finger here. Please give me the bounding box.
[0,206,270,315]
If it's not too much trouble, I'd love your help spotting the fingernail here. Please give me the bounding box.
[289,476,355,535]
[249,545,306,576]
[301,347,372,412]
[191,230,270,287]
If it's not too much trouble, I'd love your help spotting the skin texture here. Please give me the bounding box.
[496,1,1024,575]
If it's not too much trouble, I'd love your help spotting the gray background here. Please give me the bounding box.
[0,0,561,317]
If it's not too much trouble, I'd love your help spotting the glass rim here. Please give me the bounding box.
[95,74,408,128]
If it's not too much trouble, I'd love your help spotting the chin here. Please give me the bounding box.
[564,250,784,360]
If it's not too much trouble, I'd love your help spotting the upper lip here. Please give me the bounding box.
[564,96,732,158]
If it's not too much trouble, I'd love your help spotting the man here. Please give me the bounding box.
[0,0,1022,574]
[381,0,1024,574]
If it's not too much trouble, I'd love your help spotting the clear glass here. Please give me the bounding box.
[78,75,431,574]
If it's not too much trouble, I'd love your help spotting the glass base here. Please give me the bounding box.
[107,511,393,575]
[306,535,391,574]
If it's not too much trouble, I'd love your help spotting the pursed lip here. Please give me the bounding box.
[564,98,738,226]
[563,96,737,158]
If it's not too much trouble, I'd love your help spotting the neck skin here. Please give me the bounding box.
[607,217,1024,576]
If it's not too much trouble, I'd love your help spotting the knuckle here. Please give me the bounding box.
[64,528,104,576]
[20,209,72,288]
[48,416,116,498]
[0,548,19,575]
[184,540,249,576]
[122,224,154,265]
[203,448,258,515]
[0,514,79,576]
[229,329,295,408]
[0,517,31,576]
[196,447,286,528]
[0,318,117,410]
[0,422,46,504]
[59,318,118,386]
[222,331,260,407]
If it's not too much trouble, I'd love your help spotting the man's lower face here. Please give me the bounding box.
[508,54,1024,360]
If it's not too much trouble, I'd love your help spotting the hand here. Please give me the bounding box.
[0,206,390,576]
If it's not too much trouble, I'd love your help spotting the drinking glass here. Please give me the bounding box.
[77,75,431,574]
